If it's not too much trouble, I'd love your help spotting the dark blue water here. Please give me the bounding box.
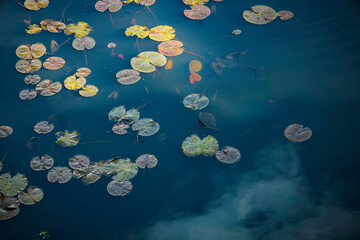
[1,0,360,239]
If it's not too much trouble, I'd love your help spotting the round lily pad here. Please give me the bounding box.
[16,43,46,59]
[284,124,312,142]
[181,134,202,157]
[40,19,66,33]
[277,10,294,20]
[24,0,49,11]
[72,36,96,51]
[30,154,54,171]
[34,121,54,134]
[108,106,126,121]
[107,180,133,197]
[95,0,122,12]
[136,154,158,169]
[131,51,167,73]
[47,167,72,184]
[76,67,91,77]
[19,89,37,100]
[112,122,130,135]
[158,40,184,56]
[15,59,42,74]
[79,85,98,97]
[149,25,175,42]
[103,158,138,181]
[68,155,90,170]
[0,173,28,197]
[56,130,80,147]
[0,126,13,138]
[64,22,92,38]
[132,118,160,136]
[43,57,65,70]
[189,60,202,73]
[36,80,62,96]
[64,75,86,90]
[215,146,241,164]
[183,93,209,110]
[24,74,41,85]
[17,186,44,205]
[201,136,219,157]
[0,196,20,221]
[184,5,211,20]
[125,25,150,39]
[116,69,141,85]
[183,0,209,5]
[243,5,277,25]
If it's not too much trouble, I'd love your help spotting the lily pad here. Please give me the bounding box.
[189,60,202,73]
[36,80,62,96]
[189,73,201,84]
[215,146,241,164]
[26,24,42,34]
[136,154,158,168]
[116,69,141,85]
[40,19,66,33]
[72,36,96,51]
[24,0,49,10]
[64,75,87,90]
[64,22,92,38]
[103,158,138,181]
[108,106,140,123]
[149,25,175,42]
[125,25,150,39]
[183,0,209,5]
[56,130,80,147]
[34,121,54,134]
[0,173,28,197]
[30,155,54,171]
[184,5,211,20]
[95,0,123,12]
[17,187,44,205]
[158,40,184,56]
[0,126,13,138]
[243,5,277,25]
[68,155,90,170]
[277,10,294,20]
[24,74,41,85]
[199,112,217,130]
[183,93,209,110]
[182,134,219,157]
[15,59,42,73]
[47,167,72,184]
[79,85,99,97]
[131,51,167,73]
[138,0,156,6]
[76,68,91,77]
[43,57,65,70]
[19,89,37,100]
[112,122,130,135]
[132,118,160,136]
[0,196,20,221]
[284,124,312,142]
[107,180,132,197]
[16,43,46,59]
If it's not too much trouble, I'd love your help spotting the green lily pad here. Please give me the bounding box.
[17,186,44,205]
[108,106,140,123]
[103,158,138,181]
[182,134,219,157]
[183,93,209,110]
[0,173,28,197]
[47,167,72,184]
[131,118,160,136]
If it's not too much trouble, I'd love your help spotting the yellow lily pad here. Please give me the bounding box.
[79,85,99,97]
[182,0,209,5]
[130,51,167,73]
[125,25,150,39]
[24,0,49,11]
[15,59,42,74]
[16,43,46,59]
[25,24,42,34]
[64,75,87,90]
[64,22,92,38]
[149,25,175,42]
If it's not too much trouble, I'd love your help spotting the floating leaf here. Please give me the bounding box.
[232,29,242,35]
[243,5,277,25]
[189,73,201,84]
[108,106,140,123]
[136,154,158,169]
[73,162,104,184]
[199,112,217,130]
[164,59,173,70]
[104,158,138,181]
[72,36,96,51]
[15,59,42,74]
[30,155,54,171]
[116,69,141,85]
[36,80,62,96]
[17,187,44,205]
[76,68,91,77]
[50,40,59,53]
[16,43,46,59]
[215,146,241,164]
[0,126,13,138]
[40,19,66,33]
[284,124,312,142]
[34,121,54,134]
[19,89,37,100]
[68,155,90,170]
[149,25,175,42]
[26,24,42,34]
[47,167,72,184]
[95,0,123,12]
[183,93,209,110]
[184,5,211,20]
[0,196,20,221]
[158,40,184,56]
[79,85,99,97]
[131,51,167,73]
[125,25,150,39]
[189,60,202,73]
[182,134,219,157]
[0,173,28,197]
[24,0,49,11]
[138,0,156,6]
[64,22,92,38]
[55,130,80,147]
[182,0,209,5]
[64,75,86,90]
[132,118,160,136]
[277,10,294,20]
[43,57,65,70]
[112,122,130,135]
[24,74,41,85]
[107,180,132,197]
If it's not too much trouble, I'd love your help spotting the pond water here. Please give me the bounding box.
[1,0,360,239]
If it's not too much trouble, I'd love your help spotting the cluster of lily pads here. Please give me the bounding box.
[26,19,66,35]
[64,67,99,97]
[0,170,44,221]
[108,105,160,137]
[126,25,176,42]
[243,5,294,25]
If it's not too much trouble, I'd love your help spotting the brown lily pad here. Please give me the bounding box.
[36,80,62,96]
[19,89,37,100]
[284,124,312,142]
[184,5,211,20]
[43,57,65,70]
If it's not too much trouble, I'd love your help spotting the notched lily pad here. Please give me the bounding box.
[149,25,175,42]
[68,155,90,170]
[64,22,92,38]
[116,69,141,85]
[15,59,42,74]
[95,0,123,12]
[158,40,184,56]
[18,186,44,205]
[43,57,65,70]
[24,74,41,85]
[132,118,160,136]
[107,180,132,197]
[131,51,167,73]
[30,154,54,171]
[184,5,211,20]
[64,75,86,90]
[16,43,46,59]
[0,173,28,197]
[183,93,209,110]
[40,19,66,33]
[34,121,54,134]
[103,158,138,181]
[0,196,20,221]
[79,85,98,97]
[125,25,150,39]
[136,154,158,168]
[0,126,13,138]
[112,122,130,135]
[76,67,91,77]
[24,0,49,11]
[215,146,241,164]
[182,134,219,157]
[47,167,72,184]
[72,36,96,51]
[108,106,140,123]
[56,130,80,147]
[19,89,37,100]
[277,10,294,20]
[36,80,62,96]
[284,124,312,142]
[243,5,277,25]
